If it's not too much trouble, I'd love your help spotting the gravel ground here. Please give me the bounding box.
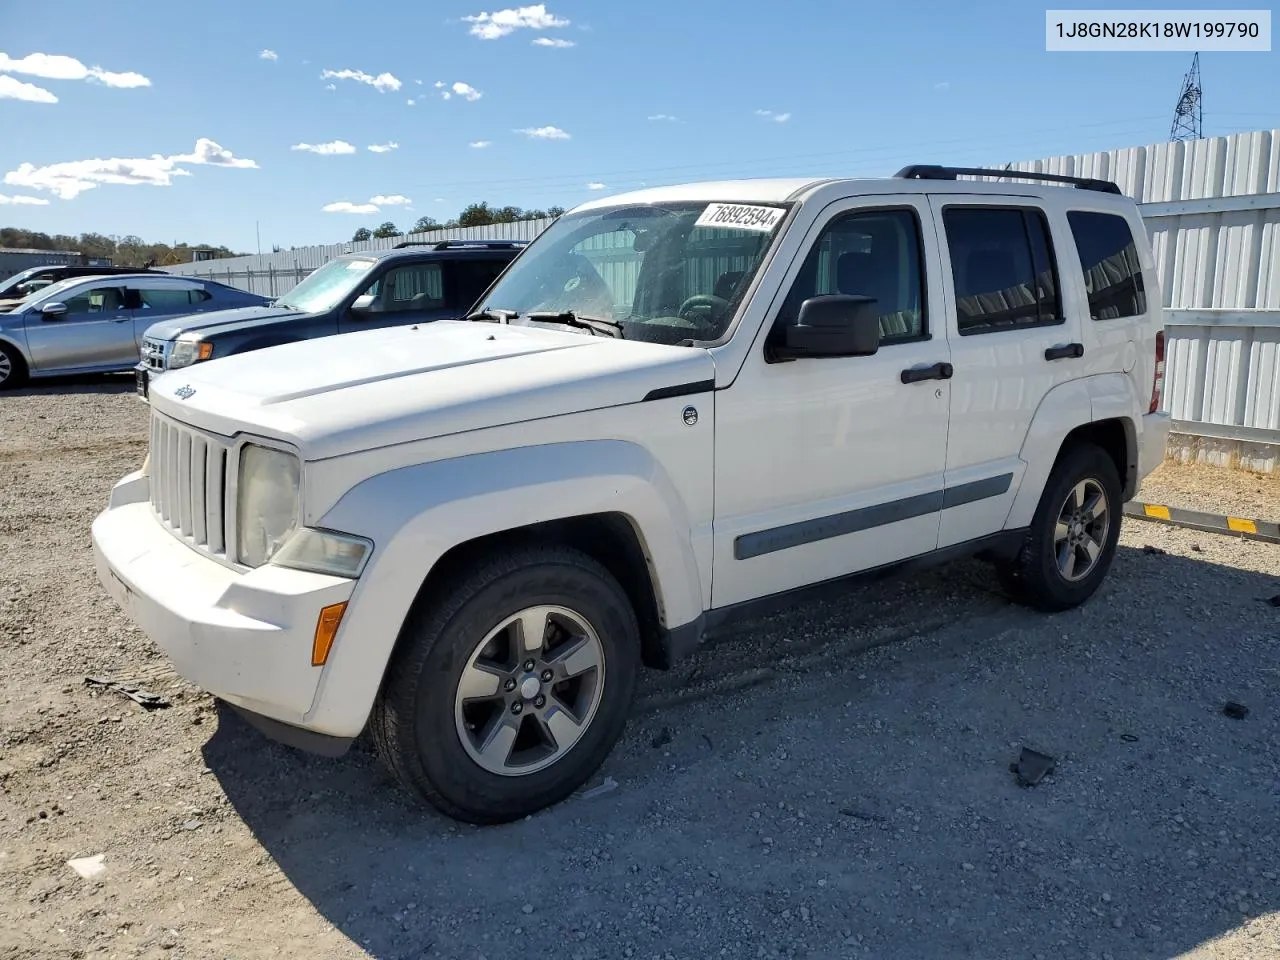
[1138,460,1280,523]
[2,378,1279,960]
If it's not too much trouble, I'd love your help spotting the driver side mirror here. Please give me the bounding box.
[350,293,376,314]
[39,302,68,321]
[769,295,880,361]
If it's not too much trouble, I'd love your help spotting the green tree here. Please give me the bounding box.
[412,215,438,233]
[352,227,372,242]
[457,202,494,228]
[372,221,400,239]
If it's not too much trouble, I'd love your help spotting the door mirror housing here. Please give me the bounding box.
[39,302,68,320]
[350,293,376,314]
[770,295,880,360]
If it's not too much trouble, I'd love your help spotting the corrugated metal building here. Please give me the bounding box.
[0,247,83,283]
[168,128,1280,470]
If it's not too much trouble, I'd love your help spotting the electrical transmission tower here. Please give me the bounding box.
[1170,53,1203,141]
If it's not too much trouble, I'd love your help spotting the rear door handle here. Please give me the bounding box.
[1045,342,1084,361]
[900,362,954,384]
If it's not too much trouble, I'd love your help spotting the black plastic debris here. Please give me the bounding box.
[1010,747,1056,787]
[84,676,170,710]
[1120,733,1139,743]
[701,733,714,750]
[1143,545,1167,556]
[1265,595,1280,608]
[650,726,673,749]
[838,807,887,823]
[1223,701,1249,720]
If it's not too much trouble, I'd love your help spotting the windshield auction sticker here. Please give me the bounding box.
[696,203,787,232]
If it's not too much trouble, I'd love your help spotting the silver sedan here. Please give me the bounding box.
[0,273,268,388]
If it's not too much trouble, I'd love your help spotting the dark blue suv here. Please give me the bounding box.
[135,239,525,398]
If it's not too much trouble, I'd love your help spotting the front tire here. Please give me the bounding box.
[371,544,641,824]
[0,341,28,389]
[998,443,1123,612]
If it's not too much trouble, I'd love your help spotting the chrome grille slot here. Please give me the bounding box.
[147,411,233,559]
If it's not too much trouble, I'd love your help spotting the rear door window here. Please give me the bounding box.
[942,207,1062,335]
[450,258,511,310]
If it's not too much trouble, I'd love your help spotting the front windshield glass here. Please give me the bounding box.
[17,276,87,310]
[476,201,789,344]
[0,269,39,297]
[277,257,376,313]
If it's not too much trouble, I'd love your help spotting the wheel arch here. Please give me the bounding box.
[1006,376,1141,529]
[302,439,706,738]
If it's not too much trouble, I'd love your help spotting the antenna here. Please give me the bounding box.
[1170,52,1203,141]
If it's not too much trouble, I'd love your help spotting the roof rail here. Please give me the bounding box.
[894,164,1123,195]
[392,239,530,250]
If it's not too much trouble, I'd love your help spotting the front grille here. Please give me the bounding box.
[141,337,167,371]
[148,413,231,557]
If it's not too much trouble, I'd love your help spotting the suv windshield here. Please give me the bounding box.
[276,257,376,313]
[475,201,789,344]
[0,269,46,298]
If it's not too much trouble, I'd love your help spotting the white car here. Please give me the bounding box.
[92,166,1171,823]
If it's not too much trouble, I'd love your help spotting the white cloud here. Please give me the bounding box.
[647,113,679,122]
[449,81,482,101]
[172,138,259,168]
[0,75,57,103]
[755,109,791,123]
[533,37,575,48]
[370,194,411,206]
[934,81,950,92]
[367,142,399,153]
[434,197,446,203]
[321,68,401,93]
[259,49,279,61]
[587,182,606,190]
[325,83,336,91]
[0,193,50,205]
[469,140,492,149]
[0,52,150,88]
[415,79,423,85]
[406,98,416,106]
[463,4,569,39]
[4,138,257,200]
[291,140,357,155]
[322,201,379,214]
[516,125,570,139]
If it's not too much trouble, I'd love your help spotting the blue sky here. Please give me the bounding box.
[1,1,1277,253]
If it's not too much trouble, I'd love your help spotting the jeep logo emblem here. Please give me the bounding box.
[682,405,698,426]
[174,385,196,400]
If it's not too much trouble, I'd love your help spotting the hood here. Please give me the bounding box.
[142,304,304,340]
[149,320,715,460]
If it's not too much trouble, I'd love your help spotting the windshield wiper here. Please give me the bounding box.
[524,311,625,338]
[465,307,518,323]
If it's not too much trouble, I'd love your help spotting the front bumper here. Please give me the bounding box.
[91,471,357,749]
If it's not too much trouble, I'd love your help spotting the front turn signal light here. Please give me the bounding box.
[312,602,348,666]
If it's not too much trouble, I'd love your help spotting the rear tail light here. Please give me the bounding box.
[1148,329,1165,414]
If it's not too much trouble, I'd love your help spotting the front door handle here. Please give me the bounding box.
[109,315,132,323]
[1045,342,1084,361]
[900,362,954,384]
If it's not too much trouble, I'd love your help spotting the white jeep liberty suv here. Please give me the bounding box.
[92,166,1171,823]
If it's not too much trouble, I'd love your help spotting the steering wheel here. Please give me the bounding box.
[677,294,729,328]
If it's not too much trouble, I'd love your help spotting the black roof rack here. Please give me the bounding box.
[393,239,530,250]
[894,164,1122,195]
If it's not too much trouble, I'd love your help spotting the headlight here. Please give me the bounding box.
[271,528,372,578]
[236,444,300,567]
[168,336,213,369]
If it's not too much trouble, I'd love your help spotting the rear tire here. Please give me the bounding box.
[0,342,28,389]
[371,544,641,824]
[998,443,1122,612]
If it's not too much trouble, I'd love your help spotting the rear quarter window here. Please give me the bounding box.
[1066,211,1147,320]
